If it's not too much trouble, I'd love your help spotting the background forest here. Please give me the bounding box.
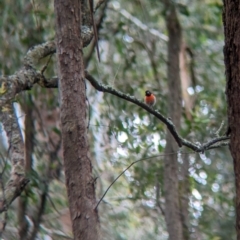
[0,0,233,239]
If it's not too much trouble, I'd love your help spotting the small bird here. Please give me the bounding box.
[144,90,156,107]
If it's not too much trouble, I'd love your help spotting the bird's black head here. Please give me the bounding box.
[145,90,152,96]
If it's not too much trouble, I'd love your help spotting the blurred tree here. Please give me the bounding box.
[162,1,183,240]
[0,0,234,240]
[223,0,240,239]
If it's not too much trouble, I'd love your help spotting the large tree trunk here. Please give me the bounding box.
[163,4,183,240]
[54,0,99,239]
[223,1,240,239]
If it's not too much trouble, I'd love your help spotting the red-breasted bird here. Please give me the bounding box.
[144,90,156,107]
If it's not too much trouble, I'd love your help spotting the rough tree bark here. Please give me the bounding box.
[54,0,99,239]
[223,1,240,239]
[163,3,183,240]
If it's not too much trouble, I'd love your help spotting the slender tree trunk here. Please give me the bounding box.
[54,0,99,239]
[179,43,192,240]
[163,4,183,240]
[223,1,240,239]
[179,150,190,240]
[18,94,34,240]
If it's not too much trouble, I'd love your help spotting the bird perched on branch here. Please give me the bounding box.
[144,90,156,107]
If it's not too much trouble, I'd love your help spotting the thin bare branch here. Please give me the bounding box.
[109,4,168,41]
[27,185,48,240]
[85,71,183,147]
[95,152,193,210]
[89,0,100,61]
[95,0,105,11]
[85,71,230,152]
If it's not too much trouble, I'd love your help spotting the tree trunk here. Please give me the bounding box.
[54,0,99,239]
[223,1,240,239]
[163,4,183,240]
[179,150,190,240]
[18,94,34,240]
